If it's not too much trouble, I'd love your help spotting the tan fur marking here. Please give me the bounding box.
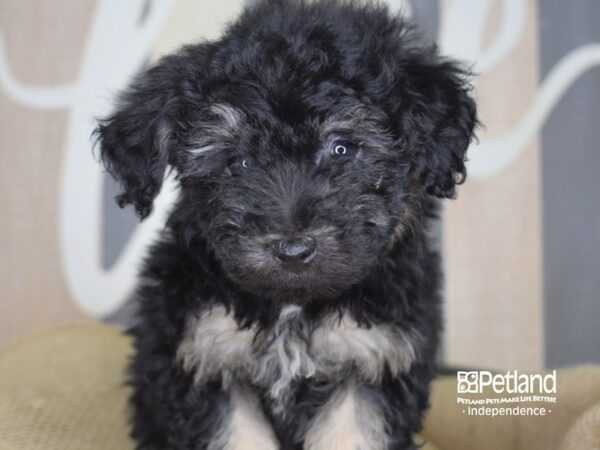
[304,386,388,450]
[208,384,279,450]
[178,306,419,402]
[311,314,418,382]
[187,103,244,155]
[177,305,255,384]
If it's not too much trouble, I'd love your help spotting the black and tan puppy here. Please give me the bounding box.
[95,0,477,448]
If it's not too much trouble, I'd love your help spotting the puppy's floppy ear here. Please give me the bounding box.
[391,56,477,198]
[94,53,188,219]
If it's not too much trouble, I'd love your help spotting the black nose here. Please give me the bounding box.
[273,236,317,271]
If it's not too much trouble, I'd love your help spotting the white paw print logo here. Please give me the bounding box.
[457,371,479,393]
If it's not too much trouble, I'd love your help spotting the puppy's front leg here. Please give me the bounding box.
[302,384,389,450]
[209,383,279,450]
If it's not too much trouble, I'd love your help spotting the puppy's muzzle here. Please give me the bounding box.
[272,236,317,272]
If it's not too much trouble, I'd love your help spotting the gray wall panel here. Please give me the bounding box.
[540,0,600,367]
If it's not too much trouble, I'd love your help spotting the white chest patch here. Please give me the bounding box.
[177,305,418,406]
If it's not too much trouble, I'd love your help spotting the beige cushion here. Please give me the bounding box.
[0,324,442,450]
[0,323,133,450]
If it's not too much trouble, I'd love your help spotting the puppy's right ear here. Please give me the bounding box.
[94,53,188,219]
[384,54,477,199]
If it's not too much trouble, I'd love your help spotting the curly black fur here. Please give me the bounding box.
[95,0,477,449]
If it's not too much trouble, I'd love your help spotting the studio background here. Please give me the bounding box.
[1,0,599,371]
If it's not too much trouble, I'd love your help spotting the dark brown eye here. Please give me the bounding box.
[227,157,251,176]
[333,144,347,155]
[331,140,356,157]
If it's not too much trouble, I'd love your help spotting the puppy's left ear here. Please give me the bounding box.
[390,56,478,198]
[94,53,190,219]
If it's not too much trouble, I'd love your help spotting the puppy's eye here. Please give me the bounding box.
[227,157,251,176]
[333,144,347,155]
[331,140,356,157]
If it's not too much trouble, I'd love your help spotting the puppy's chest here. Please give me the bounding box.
[177,305,418,400]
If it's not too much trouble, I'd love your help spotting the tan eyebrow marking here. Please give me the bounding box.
[187,103,245,155]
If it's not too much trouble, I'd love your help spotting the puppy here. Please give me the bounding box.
[95,0,477,449]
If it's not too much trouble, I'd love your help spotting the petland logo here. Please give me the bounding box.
[456,371,558,417]
[457,370,557,394]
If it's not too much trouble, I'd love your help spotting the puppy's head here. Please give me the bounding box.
[95,0,477,300]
